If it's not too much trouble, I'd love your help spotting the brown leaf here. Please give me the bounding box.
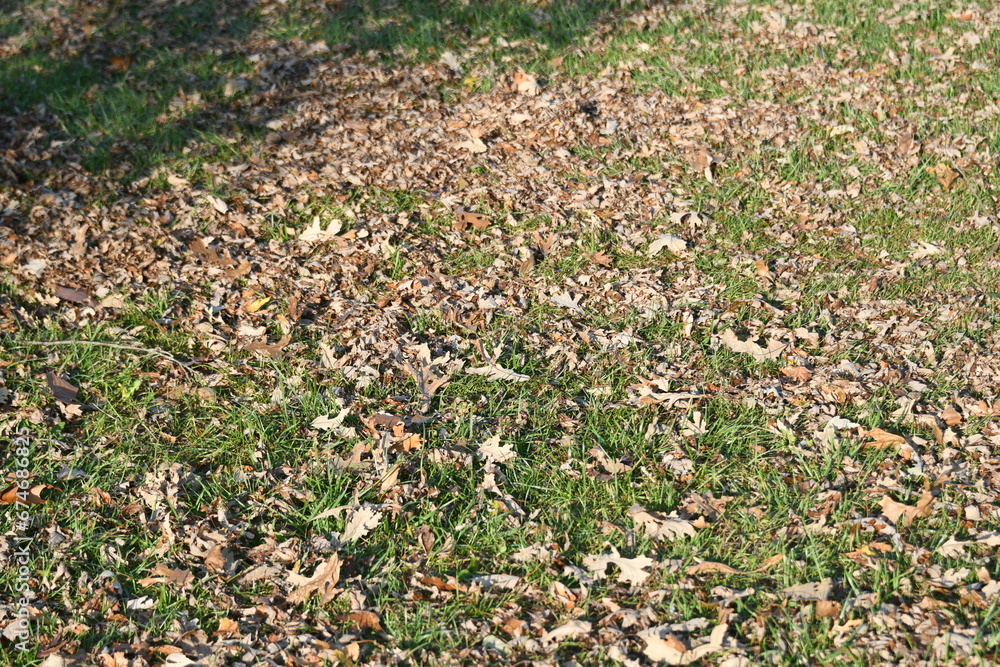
[55,286,92,304]
[417,524,435,557]
[781,366,812,381]
[246,335,291,359]
[879,490,933,527]
[591,251,614,267]
[288,553,341,605]
[225,260,252,280]
[337,610,382,632]
[513,69,539,96]
[815,600,841,618]
[864,428,907,449]
[108,56,132,73]
[0,483,54,505]
[138,563,194,588]
[46,372,79,404]
[927,163,959,190]
[687,561,742,575]
[895,132,918,156]
[940,406,962,426]
[214,618,240,638]
[189,238,238,267]
[453,208,491,231]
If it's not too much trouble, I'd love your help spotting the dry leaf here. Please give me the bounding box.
[477,434,517,464]
[541,620,591,644]
[910,241,945,260]
[453,208,491,231]
[138,564,194,588]
[46,372,79,404]
[189,238,237,267]
[864,428,907,449]
[781,366,812,381]
[0,483,54,505]
[467,364,529,382]
[166,174,190,188]
[779,578,833,601]
[719,329,787,362]
[940,406,962,426]
[648,235,688,256]
[468,573,521,590]
[55,286,91,304]
[927,163,959,189]
[879,490,933,527]
[342,504,382,542]
[108,56,132,73]
[299,217,343,243]
[513,70,539,96]
[550,292,585,314]
[454,134,488,154]
[287,554,341,605]
[205,195,228,214]
[583,547,657,585]
[337,611,382,632]
[628,504,696,542]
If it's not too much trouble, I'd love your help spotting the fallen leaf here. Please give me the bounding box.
[550,292,585,314]
[648,234,688,256]
[927,163,959,189]
[719,329,787,362]
[108,56,132,73]
[454,134,488,154]
[779,578,833,601]
[513,70,539,96]
[46,372,79,404]
[214,618,240,638]
[189,238,237,267]
[0,483,54,505]
[468,573,521,590]
[910,241,945,260]
[138,564,194,588]
[287,553,341,605]
[686,561,743,575]
[583,547,657,585]
[342,504,382,542]
[781,366,812,381]
[864,428,907,449]
[629,504,696,542]
[940,406,962,426]
[205,194,228,214]
[477,434,517,464]
[55,286,91,304]
[467,364,529,382]
[453,208,491,231]
[337,611,382,632]
[541,620,591,644]
[166,174,190,188]
[299,217,343,243]
[879,490,933,527]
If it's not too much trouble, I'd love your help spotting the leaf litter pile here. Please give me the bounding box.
[2,0,1000,664]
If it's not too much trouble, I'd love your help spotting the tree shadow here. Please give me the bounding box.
[1,0,634,183]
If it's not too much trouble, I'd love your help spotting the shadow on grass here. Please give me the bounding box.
[0,0,633,181]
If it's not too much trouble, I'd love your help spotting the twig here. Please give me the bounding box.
[17,340,193,374]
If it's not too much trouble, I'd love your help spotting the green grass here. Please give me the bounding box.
[4,0,1000,663]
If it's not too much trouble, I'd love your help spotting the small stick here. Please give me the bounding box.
[17,340,193,374]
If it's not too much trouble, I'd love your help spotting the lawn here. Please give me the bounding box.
[1,0,1000,665]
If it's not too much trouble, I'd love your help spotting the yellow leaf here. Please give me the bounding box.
[246,297,270,313]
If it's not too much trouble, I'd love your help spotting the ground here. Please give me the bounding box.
[1,0,1000,665]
